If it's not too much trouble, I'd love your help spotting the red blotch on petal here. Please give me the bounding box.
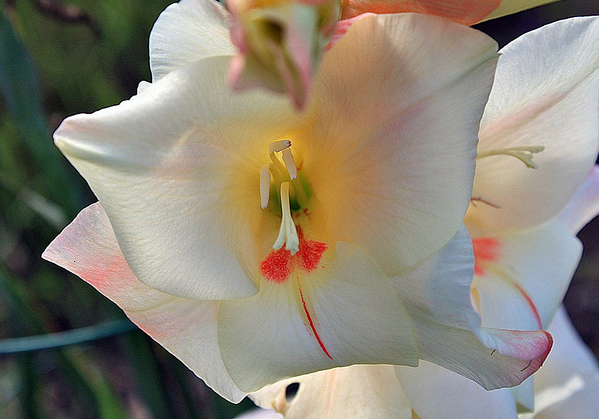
[472,237,501,276]
[260,247,293,283]
[260,228,327,283]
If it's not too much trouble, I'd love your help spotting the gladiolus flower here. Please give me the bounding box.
[245,15,599,417]
[44,0,553,401]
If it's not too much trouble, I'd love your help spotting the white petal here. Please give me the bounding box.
[250,365,412,419]
[54,57,308,300]
[396,361,518,419]
[529,308,599,418]
[306,13,498,274]
[532,375,599,419]
[149,0,234,81]
[42,203,245,402]
[533,307,599,394]
[470,17,599,232]
[217,242,418,392]
[555,165,599,235]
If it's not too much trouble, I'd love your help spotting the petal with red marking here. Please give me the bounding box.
[472,223,582,330]
[217,242,418,392]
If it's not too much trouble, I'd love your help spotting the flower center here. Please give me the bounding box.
[259,140,327,283]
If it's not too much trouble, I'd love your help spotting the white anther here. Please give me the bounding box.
[281,148,297,180]
[260,164,271,209]
[269,140,292,154]
[273,182,300,254]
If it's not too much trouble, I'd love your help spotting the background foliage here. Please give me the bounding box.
[0,0,598,417]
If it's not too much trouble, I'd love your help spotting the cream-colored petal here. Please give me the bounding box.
[217,242,418,393]
[304,13,497,274]
[469,17,599,233]
[396,361,518,419]
[42,203,245,402]
[250,365,412,419]
[149,0,234,81]
[54,57,309,300]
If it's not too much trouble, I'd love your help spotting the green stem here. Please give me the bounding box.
[0,320,137,355]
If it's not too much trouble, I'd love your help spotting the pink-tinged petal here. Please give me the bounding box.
[250,365,412,418]
[326,13,371,51]
[54,57,310,300]
[395,226,552,389]
[306,13,497,274]
[472,223,582,331]
[555,165,599,235]
[217,242,418,392]
[42,203,245,402]
[416,321,552,390]
[469,17,599,233]
[396,361,517,419]
[341,0,501,25]
[149,0,234,81]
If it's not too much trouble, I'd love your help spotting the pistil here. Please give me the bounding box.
[477,146,545,169]
[273,182,300,254]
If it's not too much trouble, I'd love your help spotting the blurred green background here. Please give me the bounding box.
[0,0,598,417]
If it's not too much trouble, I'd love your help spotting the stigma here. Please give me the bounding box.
[273,182,300,254]
[477,145,545,169]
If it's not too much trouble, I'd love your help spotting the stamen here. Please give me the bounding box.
[281,148,297,180]
[269,140,292,154]
[260,164,271,209]
[477,146,545,169]
[273,182,300,254]
[470,196,502,209]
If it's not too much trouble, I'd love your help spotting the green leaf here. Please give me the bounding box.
[0,8,81,216]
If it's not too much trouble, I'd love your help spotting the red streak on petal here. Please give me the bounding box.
[472,237,501,276]
[261,227,327,283]
[513,282,543,330]
[299,286,333,360]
